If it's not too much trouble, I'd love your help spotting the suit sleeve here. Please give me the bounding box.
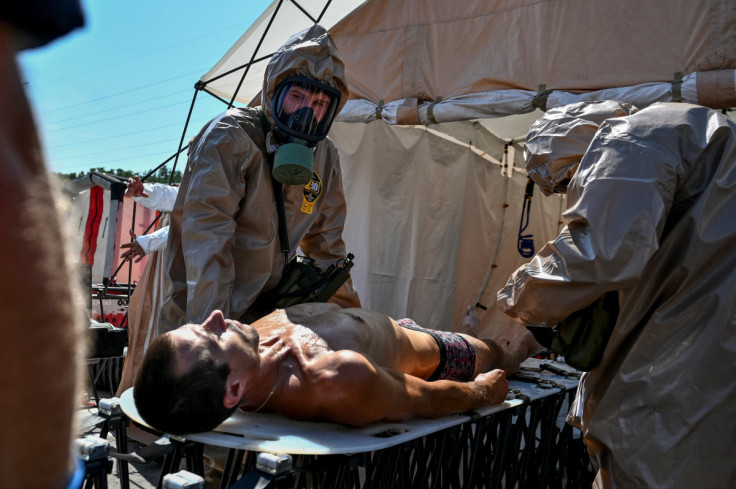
[133,183,179,212]
[497,122,681,327]
[136,226,169,255]
[180,116,255,322]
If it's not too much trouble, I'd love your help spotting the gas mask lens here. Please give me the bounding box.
[272,76,342,143]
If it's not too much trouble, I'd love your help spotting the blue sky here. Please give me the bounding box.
[19,0,272,176]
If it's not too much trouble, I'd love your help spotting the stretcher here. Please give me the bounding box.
[119,358,592,488]
[119,388,522,455]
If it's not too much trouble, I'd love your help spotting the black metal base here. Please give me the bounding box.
[218,382,595,489]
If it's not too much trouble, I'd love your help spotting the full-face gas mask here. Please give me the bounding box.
[270,76,342,185]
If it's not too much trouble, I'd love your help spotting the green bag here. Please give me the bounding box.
[527,291,619,371]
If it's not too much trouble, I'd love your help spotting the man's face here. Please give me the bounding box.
[169,310,260,377]
[279,84,333,123]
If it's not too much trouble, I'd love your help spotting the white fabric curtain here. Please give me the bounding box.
[332,120,565,339]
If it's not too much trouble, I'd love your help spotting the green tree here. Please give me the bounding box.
[54,167,182,184]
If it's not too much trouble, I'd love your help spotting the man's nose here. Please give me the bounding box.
[299,102,324,123]
[202,310,227,333]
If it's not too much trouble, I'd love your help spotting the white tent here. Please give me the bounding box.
[204,0,736,116]
[183,0,735,337]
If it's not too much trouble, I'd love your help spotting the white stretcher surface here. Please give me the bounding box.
[120,388,521,455]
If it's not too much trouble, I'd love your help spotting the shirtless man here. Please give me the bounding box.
[134,303,541,434]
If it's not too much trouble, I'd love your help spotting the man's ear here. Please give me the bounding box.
[222,379,245,409]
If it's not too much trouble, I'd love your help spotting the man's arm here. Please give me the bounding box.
[126,176,180,213]
[498,120,680,326]
[134,226,169,254]
[180,115,253,322]
[274,350,508,427]
[120,227,169,262]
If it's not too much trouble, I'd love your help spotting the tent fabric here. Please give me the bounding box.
[200,0,364,106]
[203,0,736,121]
[332,119,565,338]
[187,0,735,335]
[330,0,736,103]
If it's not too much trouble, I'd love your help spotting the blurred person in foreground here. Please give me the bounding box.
[0,2,86,488]
[498,100,736,489]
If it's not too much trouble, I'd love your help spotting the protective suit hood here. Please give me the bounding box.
[525,100,638,195]
[261,24,349,127]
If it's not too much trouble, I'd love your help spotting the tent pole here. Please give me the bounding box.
[290,0,321,23]
[141,145,189,183]
[475,144,511,308]
[227,0,285,107]
[200,53,273,86]
[315,0,333,23]
[126,202,137,301]
[169,88,200,181]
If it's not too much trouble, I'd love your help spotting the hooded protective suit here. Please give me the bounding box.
[160,25,359,330]
[498,101,736,488]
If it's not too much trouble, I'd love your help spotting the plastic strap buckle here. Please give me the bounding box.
[672,71,683,102]
[532,84,553,111]
[375,99,385,120]
[427,96,443,124]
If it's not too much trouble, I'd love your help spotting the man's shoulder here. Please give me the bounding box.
[629,103,724,131]
[313,136,342,177]
[315,135,340,156]
[610,103,736,149]
[200,107,267,149]
[219,107,264,131]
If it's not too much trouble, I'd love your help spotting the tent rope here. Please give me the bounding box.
[375,99,384,120]
[475,143,512,308]
[672,72,683,102]
[427,96,443,124]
